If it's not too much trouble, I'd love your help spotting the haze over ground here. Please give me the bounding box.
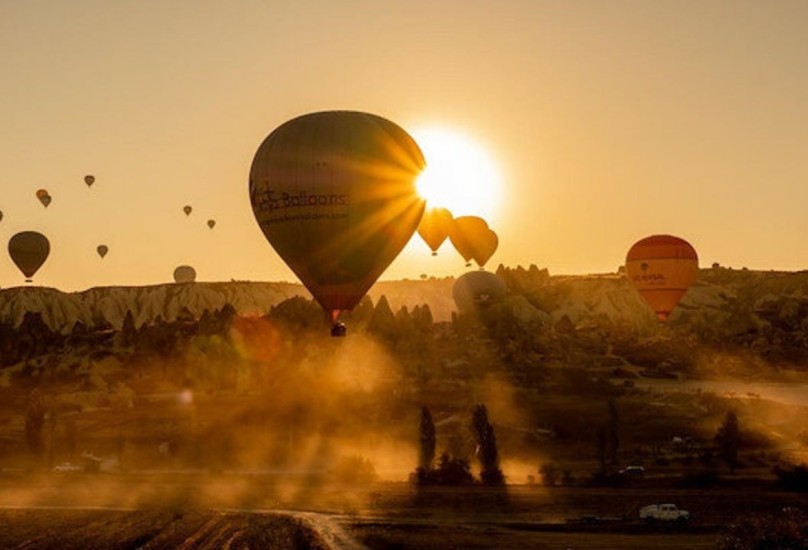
[2,1,808,291]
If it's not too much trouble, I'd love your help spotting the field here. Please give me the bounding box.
[1,474,806,549]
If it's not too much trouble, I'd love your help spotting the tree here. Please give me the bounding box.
[419,406,436,471]
[471,404,504,485]
[25,388,45,463]
[716,410,740,473]
[606,398,619,464]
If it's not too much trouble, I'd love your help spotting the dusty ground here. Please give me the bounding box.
[1,475,806,549]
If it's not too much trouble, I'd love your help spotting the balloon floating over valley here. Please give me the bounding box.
[625,234,699,321]
[8,231,50,283]
[249,110,426,336]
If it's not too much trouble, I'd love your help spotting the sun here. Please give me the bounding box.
[412,126,501,221]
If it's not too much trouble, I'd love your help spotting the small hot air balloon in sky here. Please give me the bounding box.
[183,205,192,216]
[0,210,3,223]
[97,244,108,259]
[250,110,425,336]
[453,270,507,312]
[207,219,216,229]
[84,175,95,187]
[8,231,50,283]
[449,216,494,268]
[173,265,196,283]
[36,189,51,207]
[417,207,454,256]
[625,234,699,321]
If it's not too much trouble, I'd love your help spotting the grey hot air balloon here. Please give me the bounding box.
[452,270,506,312]
[97,244,108,259]
[173,265,196,283]
[8,231,50,283]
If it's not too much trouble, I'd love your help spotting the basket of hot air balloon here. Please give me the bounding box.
[249,111,426,336]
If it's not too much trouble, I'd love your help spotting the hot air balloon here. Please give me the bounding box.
[8,231,50,283]
[183,205,192,216]
[250,111,426,336]
[0,210,3,223]
[474,229,499,269]
[625,234,699,321]
[97,245,108,259]
[84,175,95,187]
[173,265,196,283]
[449,216,491,267]
[207,219,216,229]
[453,270,507,311]
[417,207,453,256]
[36,189,51,207]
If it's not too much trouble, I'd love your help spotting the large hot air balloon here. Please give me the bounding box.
[625,234,699,321]
[173,265,196,283]
[250,111,426,336]
[449,216,493,268]
[417,207,453,256]
[8,231,50,282]
[183,205,192,216]
[84,175,95,187]
[453,270,507,311]
[36,189,51,208]
[97,244,108,259]
[207,219,216,229]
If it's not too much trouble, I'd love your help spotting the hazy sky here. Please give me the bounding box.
[2,1,808,291]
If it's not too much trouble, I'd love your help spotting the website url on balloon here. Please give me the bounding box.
[265,213,349,223]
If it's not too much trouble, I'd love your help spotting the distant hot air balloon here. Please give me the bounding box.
[449,216,491,268]
[207,219,216,229]
[173,265,196,283]
[36,189,51,207]
[97,244,108,259]
[417,207,454,256]
[250,111,426,336]
[0,210,3,223]
[84,175,95,187]
[474,229,499,269]
[625,234,699,321]
[453,270,507,311]
[8,231,50,283]
[183,205,192,216]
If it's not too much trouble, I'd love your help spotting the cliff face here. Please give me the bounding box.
[3,266,808,364]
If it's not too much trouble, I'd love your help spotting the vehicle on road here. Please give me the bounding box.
[639,503,690,522]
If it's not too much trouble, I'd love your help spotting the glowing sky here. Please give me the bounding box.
[2,1,808,291]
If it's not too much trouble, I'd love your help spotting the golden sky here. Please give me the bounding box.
[2,1,808,290]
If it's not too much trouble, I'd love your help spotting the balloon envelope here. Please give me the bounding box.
[625,234,699,321]
[97,244,108,258]
[84,175,95,187]
[474,229,499,269]
[8,231,50,281]
[36,190,51,207]
[183,205,192,216]
[417,207,454,255]
[207,219,216,229]
[453,270,507,311]
[173,265,196,283]
[449,216,490,267]
[250,111,425,322]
